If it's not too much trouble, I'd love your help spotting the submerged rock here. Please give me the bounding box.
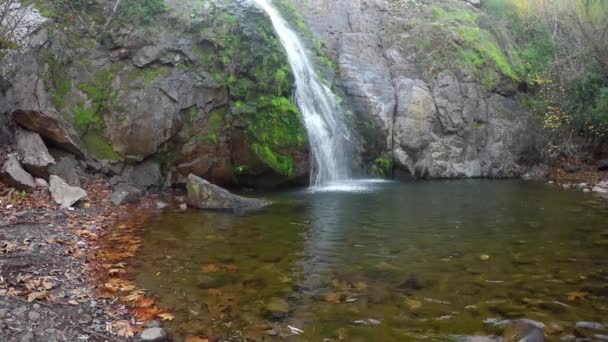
[186,174,270,211]
[140,327,169,341]
[598,159,608,171]
[109,183,142,205]
[502,321,546,342]
[1,155,36,190]
[575,321,606,338]
[49,175,87,209]
[264,297,289,320]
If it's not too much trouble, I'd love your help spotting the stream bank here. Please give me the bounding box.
[0,175,173,341]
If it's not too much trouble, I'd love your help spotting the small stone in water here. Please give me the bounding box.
[353,318,381,326]
[480,254,490,261]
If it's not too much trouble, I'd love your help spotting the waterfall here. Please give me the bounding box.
[251,0,352,187]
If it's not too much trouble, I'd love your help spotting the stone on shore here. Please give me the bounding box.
[49,175,87,209]
[1,155,36,190]
[186,174,270,211]
[15,127,55,177]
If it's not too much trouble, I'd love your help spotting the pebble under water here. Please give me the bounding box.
[128,180,608,341]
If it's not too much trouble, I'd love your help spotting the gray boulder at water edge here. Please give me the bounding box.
[186,174,270,211]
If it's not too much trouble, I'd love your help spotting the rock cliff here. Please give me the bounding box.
[294,0,544,179]
[1,0,546,191]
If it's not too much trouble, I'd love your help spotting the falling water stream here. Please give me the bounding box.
[251,0,353,188]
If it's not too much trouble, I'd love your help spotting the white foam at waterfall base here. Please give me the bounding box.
[308,179,394,193]
[251,0,354,187]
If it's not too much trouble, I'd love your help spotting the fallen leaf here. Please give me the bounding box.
[185,337,209,342]
[405,297,422,310]
[106,320,134,337]
[136,297,155,309]
[157,312,175,321]
[567,291,589,301]
[325,293,340,304]
[27,291,48,302]
[202,264,219,273]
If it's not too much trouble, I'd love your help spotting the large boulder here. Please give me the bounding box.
[49,175,87,208]
[48,150,83,187]
[15,127,55,178]
[13,109,85,158]
[1,155,36,191]
[120,160,162,190]
[186,174,270,211]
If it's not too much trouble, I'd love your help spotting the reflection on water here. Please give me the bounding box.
[129,180,608,341]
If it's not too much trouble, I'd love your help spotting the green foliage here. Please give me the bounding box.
[456,27,520,82]
[371,157,393,177]
[142,66,172,85]
[430,4,478,24]
[481,0,608,143]
[273,0,309,34]
[73,101,103,134]
[241,96,305,176]
[567,72,608,138]
[0,38,17,50]
[82,131,121,161]
[192,5,307,176]
[117,0,168,25]
[43,53,73,110]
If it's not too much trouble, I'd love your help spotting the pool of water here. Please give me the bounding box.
[128,180,608,341]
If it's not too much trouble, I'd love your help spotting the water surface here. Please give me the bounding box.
[130,180,608,340]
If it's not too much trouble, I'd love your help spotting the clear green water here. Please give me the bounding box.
[130,180,608,341]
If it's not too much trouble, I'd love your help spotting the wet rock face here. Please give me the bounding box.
[294,0,543,179]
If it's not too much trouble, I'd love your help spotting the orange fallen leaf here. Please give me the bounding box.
[325,293,340,304]
[567,291,589,301]
[207,288,223,296]
[136,297,155,309]
[186,337,210,342]
[27,291,48,302]
[202,264,219,273]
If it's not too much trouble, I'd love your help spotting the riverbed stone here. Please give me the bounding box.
[49,175,87,209]
[598,159,608,171]
[140,327,169,341]
[186,174,270,211]
[1,155,36,190]
[109,183,143,205]
[264,297,289,319]
[196,275,218,289]
[575,321,606,338]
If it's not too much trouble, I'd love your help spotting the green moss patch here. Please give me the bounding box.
[82,131,120,161]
